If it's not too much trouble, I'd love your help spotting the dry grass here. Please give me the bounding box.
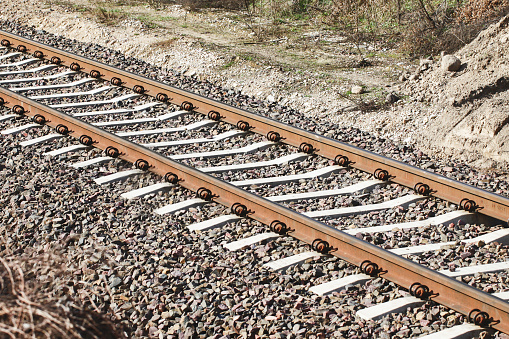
[177,0,252,10]
[0,238,124,338]
[152,37,179,47]
[96,0,509,55]
[457,0,509,23]
[90,4,126,25]
[399,0,509,55]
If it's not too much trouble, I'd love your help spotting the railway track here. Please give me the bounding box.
[0,27,509,338]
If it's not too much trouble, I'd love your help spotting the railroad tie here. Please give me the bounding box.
[121,183,172,199]
[155,198,209,215]
[0,58,38,68]
[0,70,75,85]
[390,228,509,256]
[10,77,95,92]
[198,152,309,174]
[343,210,474,235]
[170,141,276,160]
[187,215,243,232]
[0,113,22,122]
[116,119,216,137]
[44,144,91,157]
[356,296,425,321]
[267,179,384,203]
[230,165,344,187]
[223,232,281,251]
[91,109,186,127]
[0,64,56,76]
[72,156,113,169]
[50,93,140,109]
[142,130,246,149]
[309,274,373,296]
[0,52,20,60]
[29,85,111,100]
[20,133,62,147]
[439,261,509,277]
[1,123,42,135]
[263,251,324,271]
[417,323,487,339]
[94,169,144,185]
[74,102,163,117]
[304,194,425,218]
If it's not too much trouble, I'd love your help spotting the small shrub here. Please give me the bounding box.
[400,0,509,56]
[457,0,509,24]
[91,6,126,25]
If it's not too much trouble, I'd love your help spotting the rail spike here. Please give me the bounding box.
[134,159,150,171]
[133,85,145,94]
[55,124,69,135]
[374,168,390,181]
[460,198,478,212]
[70,62,81,71]
[335,155,350,166]
[468,309,492,327]
[90,70,101,78]
[409,282,431,299]
[110,77,122,86]
[105,146,120,158]
[164,172,179,184]
[180,101,194,111]
[414,182,431,196]
[269,220,290,235]
[208,111,221,121]
[50,56,61,65]
[237,120,250,131]
[266,131,281,142]
[196,187,213,201]
[299,142,314,154]
[360,260,381,277]
[79,135,94,146]
[32,114,46,125]
[12,105,25,115]
[156,93,169,102]
[312,239,333,254]
[231,202,250,217]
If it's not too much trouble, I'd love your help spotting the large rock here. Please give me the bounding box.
[386,92,400,103]
[351,85,364,94]
[441,55,462,72]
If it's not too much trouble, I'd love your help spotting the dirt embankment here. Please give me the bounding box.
[396,15,509,168]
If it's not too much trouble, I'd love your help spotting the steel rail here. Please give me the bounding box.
[1,87,508,333]
[0,30,508,221]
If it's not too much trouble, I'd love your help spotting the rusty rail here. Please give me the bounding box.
[0,30,508,222]
[1,84,509,332]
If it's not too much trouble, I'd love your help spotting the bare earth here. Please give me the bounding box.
[1,0,508,170]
